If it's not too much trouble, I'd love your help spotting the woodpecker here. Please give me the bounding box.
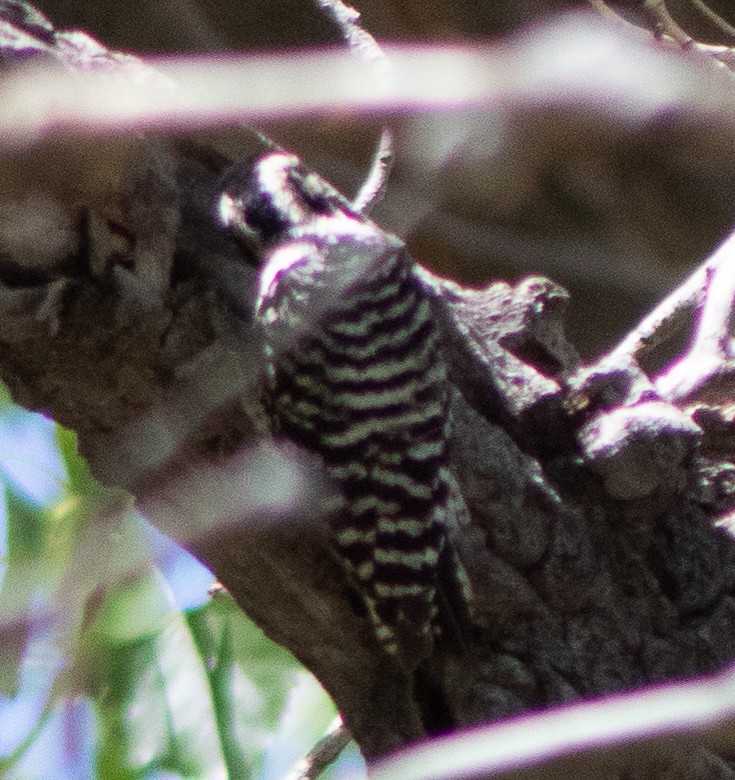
[219,152,466,666]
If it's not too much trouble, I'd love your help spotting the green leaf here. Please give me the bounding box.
[5,485,47,563]
[0,482,125,698]
[262,672,339,779]
[56,425,107,499]
[85,567,227,780]
[0,383,12,408]
[0,697,55,777]
[0,487,51,697]
[186,596,304,779]
[1,413,348,780]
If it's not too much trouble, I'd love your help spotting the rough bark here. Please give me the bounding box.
[3,2,735,777]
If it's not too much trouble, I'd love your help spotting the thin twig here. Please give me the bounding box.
[608,254,715,364]
[311,0,394,213]
[587,0,628,25]
[647,0,735,71]
[642,0,696,44]
[591,0,735,72]
[655,250,735,400]
[233,0,397,171]
[608,229,735,400]
[283,719,351,780]
[689,0,735,40]
[312,0,384,68]
[689,263,735,361]
[352,124,394,215]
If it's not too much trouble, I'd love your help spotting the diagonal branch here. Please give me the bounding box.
[372,658,735,780]
[656,247,735,400]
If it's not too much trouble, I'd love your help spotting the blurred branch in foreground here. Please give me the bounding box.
[1,13,735,148]
[373,656,735,780]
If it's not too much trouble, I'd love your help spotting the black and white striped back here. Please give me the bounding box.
[220,152,461,665]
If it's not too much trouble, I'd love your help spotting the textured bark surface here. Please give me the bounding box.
[4,2,735,776]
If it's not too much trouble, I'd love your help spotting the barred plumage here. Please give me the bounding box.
[219,152,464,665]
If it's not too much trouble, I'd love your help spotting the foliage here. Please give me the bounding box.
[0,391,359,779]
